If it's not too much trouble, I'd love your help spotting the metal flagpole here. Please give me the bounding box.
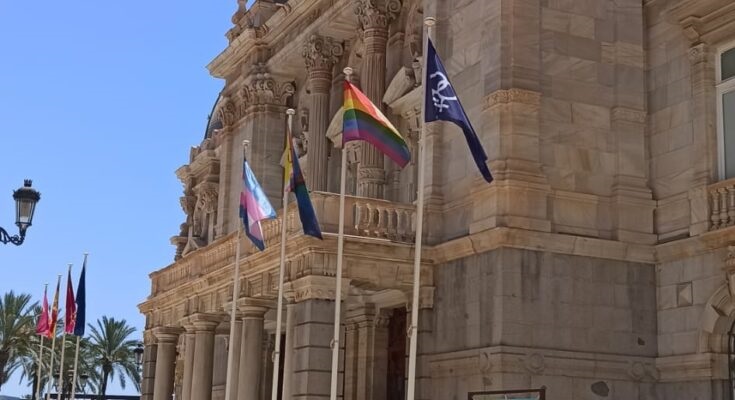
[224,140,248,400]
[70,253,87,400]
[35,283,47,400]
[329,66,353,400]
[406,16,434,400]
[271,108,295,400]
[57,264,72,398]
[45,274,61,400]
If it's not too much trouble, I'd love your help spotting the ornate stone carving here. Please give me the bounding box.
[688,43,709,65]
[523,353,545,374]
[217,96,239,128]
[302,35,344,72]
[239,65,296,109]
[355,0,403,30]
[484,88,542,109]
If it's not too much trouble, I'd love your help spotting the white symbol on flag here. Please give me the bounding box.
[430,71,458,112]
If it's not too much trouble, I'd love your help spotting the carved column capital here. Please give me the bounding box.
[688,42,711,65]
[153,326,182,343]
[354,0,402,31]
[302,35,344,74]
[217,95,240,129]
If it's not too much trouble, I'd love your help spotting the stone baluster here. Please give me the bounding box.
[711,189,722,229]
[354,0,402,198]
[728,187,735,225]
[303,35,343,192]
[152,327,180,400]
[720,187,730,226]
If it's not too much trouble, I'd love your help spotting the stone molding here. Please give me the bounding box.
[484,88,541,109]
[236,298,273,318]
[355,0,402,30]
[428,346,657,382]
[153,326,182,343]
[188,313,223,332]
[302,35,344,73]
[287,275,351,302]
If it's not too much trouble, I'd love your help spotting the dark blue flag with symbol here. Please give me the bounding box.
[424,38,493,183]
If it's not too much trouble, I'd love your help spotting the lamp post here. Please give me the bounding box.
[0,179,41,245]
[133,342,144,369]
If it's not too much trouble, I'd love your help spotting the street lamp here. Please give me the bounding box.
[134,342,144,369]
[0,179,40,245]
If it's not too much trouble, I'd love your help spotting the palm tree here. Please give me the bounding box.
[87,316,140,398]
[0,291,38,391]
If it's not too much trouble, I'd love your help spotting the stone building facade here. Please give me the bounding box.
[138,0,735,399]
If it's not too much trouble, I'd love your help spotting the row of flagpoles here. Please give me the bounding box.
[226,17,491,400]
[34,255,88,400]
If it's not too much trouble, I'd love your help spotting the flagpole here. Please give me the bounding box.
[57,264,72,400]
[406,17,434,400]
[45,274,61,400]
[270,108,294,400]
[70,253,87,400]
[35,283,47,400]
[329,67,352,400]
[224,140,248,400]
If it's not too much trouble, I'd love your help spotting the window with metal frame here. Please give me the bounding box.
[717,43,735,180]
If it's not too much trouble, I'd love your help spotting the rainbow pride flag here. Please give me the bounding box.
[343,81,411,167]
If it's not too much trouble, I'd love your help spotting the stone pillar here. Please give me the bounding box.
[287,275,348,399]
[180,323,196,400]
[237,299,270,400]
[303,35,343,191]
[344,304,389,400]
[225,312,243,400]
[355,0,402,198]
[212,323,230,400]
[190,314,221,400]
[282,301,296,400]
[152,327,179,400]
[141,331,157,400]
[414,288,435,400]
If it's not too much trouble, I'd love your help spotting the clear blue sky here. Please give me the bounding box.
[0,0,243,396]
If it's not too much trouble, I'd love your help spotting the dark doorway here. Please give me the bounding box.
[386,307,407,400]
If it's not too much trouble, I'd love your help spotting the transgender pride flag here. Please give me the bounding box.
[240,160,276,250]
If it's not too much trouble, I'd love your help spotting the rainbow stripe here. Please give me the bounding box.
[343,81,411,167]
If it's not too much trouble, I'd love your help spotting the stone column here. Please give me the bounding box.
[152,327,180,400]
[190,314,221,400]
[212,323,230,400]
[180,322,196,400]
[237,299,270,400]
[355,0,402,198]
[141,331,157,400]
[282,300,296,400]
[225,311,243,400]
[303,35,344,191]
[344,304,389,400]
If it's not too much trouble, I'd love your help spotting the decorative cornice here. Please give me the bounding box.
[355,0,402,30]
[239,65,296,109]
[302,35,344,73]
[484,88,542,109]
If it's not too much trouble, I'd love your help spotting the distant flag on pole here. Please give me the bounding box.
[36,286,50,336]
[240,160,277,251]
[73,257,86,337]
[425,38,493,183]
[48,279,60,338]
[342,81,411,167]
[282,125,323,239]
[64,268,77,335]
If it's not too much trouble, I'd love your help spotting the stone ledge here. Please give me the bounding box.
[429,227,656,265]
[656,353,728,382]
[427,345,657,382]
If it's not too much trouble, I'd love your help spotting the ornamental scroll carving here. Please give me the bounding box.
[302,35,344,72]
[237,64,296,115]
[355,0,403,30]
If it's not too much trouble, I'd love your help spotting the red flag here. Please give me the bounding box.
[48,278,60,339]
[64,269,76,335]
[36,286,50,336]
